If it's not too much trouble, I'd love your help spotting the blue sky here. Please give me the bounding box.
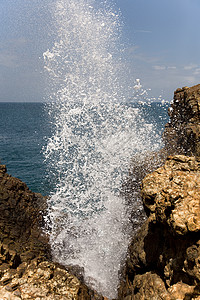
[0,0,200,102]
[118,0,200,100]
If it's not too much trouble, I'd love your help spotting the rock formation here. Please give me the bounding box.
[118,84,200,299]
[163,84,200,157]
[118,155,200,299]
[0,164,49,260]
[0,165,105,299]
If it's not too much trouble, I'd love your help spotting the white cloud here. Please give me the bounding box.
[193,68,200,75]
[183,63,198,70]
[125,45,139,54]
[167,66,177,70]
[153,65,166,70]
[125,46,161,64]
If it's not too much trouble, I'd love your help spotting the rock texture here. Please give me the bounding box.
[0,164,49,260]
[122,150,168,232]
[142,155,200,235]
[118,155,200,300]
[0,255,91,299]
[164,84,200,157]
[118,83,200,300]
[0,165,105,299]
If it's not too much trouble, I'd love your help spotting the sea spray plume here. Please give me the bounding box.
[43,0,161,298]
[43,0,125,105]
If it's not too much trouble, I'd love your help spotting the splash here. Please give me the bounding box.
[43,0,161,298]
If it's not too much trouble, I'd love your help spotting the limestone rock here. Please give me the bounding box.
[163,84,200,157]
[122,272,170,300]
[118,155,200,299]
[141,155,200,235]
[0,165,105,299]
[119,84,200,299]
[0,256,94,299]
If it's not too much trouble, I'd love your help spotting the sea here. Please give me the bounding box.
[0,101,169,195]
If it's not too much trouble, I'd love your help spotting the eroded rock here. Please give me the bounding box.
[118,155,200,299]
[142,155,200,235]
[0,164,49,259]
[163,84,200,157]
[0,165,105,299]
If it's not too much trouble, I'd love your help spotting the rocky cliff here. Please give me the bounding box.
[118,84,200,300]
[119,155,200,299]
[163,84,200,157]
[0,165,105,299]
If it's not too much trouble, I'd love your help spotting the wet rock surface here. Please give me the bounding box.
[0,165,105,299]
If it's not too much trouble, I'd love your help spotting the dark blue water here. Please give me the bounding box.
[0,102,50,194]
[0,102,169,194]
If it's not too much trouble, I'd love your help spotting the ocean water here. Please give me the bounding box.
[0,102,49,194]
[0,101,169,195]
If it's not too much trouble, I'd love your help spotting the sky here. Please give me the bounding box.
[0,0,200,102]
